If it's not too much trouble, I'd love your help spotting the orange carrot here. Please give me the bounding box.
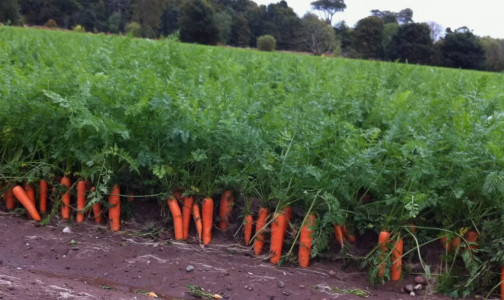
[174,189,182,202]
[90,186,102,224]
[202,197,214,245]
[60,176,71,220]
[342,225,356,243]
[167,196,183,240]
[5,188,16,210]
[192,203,203,242]
[334,225,344,248]
[270,212,287,264]
[441,235,452,251]
[501,266,504,300]
[391,238,404,281]
[452,236,461,250]
[465,230,478,250]
[182,196,194,240]
[378,231,390,278]
[12,186,41,221]
[108,184,121,231]
[218,190,234,230]
[254,207,269,255]
[243,214,253,245]
[24,183,35,206]
[39,180,48,214]
[76,180,86,223]
[299,214,316,268]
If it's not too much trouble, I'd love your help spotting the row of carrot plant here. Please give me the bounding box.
[1,26,504,298]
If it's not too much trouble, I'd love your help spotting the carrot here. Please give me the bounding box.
[91,186,102,224]
[39,180,48,214]
[192,203,203,242]
[334,225,344,248]
[378,231,390,278]
[182,196,194,240]
[391,238,404,281]
[167,196,183,240]
[243,214,253,245]
[60,176,71,220]
[5,188,16,210]
[174,189,183,202]
[501,266,504,300]
[270,212,287,264]
[218,190,234,230]
[408,224,417,234]
[76,180,86,223]
[24,183,35,205]
[441,235,452,251]
[299,214,316,268]
[282,206,292,233]
[202,197,214,245]
[254,207,269,256]
[12,185,41,221]
[452,236,461,250]
[465,230,478,250]
[342,224,356,243]
[108,184,121,231]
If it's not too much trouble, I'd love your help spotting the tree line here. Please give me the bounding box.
[1,0,503,71]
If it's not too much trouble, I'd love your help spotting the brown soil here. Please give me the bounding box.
[0,210,455,300]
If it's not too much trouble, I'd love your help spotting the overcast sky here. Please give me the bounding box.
[253,0,504,39]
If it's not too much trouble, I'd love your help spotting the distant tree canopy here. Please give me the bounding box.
[387,23,434,64]
[2,0,503,71]
[439,28,485,70]
[311,0,346,24]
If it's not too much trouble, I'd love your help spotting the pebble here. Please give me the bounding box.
[299,285,305,289]
[277,280,285,288]
[409,291,415,297]
[282,291,290,296]
[186,265,195,272]
[414,275,427,285]
[404,284,414,293]
[328,270,336,277]
[62,227,72,234]
[414,284,422,291]
[247,286,253,291]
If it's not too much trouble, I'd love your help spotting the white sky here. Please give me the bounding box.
[253,0,504,39]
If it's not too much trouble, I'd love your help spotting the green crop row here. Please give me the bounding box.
[1,27,504,297]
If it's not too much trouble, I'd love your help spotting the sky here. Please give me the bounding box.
[253,0,504,39]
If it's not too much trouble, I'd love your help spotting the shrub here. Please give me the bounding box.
[44,19,57,28]
[73,24,85,33]
[257,35,276,52]
[125,22,142,37]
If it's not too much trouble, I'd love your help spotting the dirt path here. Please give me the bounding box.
[0,213,453,299]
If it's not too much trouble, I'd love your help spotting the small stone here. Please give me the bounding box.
[328,270,336,277]
[404,284,414,293]
[62,227,72,234]
[175,261,180,266]
[244,285,253,291]
[299,285,305,289]
[414,284,422,291]
[414,275,427,285]
[282,291,290,296]
[409,291,415,297]
[186,265,195,272]
[277,280,285,288]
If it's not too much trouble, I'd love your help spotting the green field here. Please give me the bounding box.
[1,26,504,297]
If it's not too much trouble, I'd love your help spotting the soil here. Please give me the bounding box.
[0,209,456,300]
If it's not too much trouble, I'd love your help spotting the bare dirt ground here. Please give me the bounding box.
[0,210,456,300]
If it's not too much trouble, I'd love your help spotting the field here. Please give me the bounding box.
[1,26,504,298]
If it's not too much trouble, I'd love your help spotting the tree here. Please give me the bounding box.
[264,1,303,50]
[179,0,220,45]
[370,10,397,24]
[352,16,384,59]
[439,28,485,70]
[214,8,234,44]
[480,37,504,72]
[387,23,434,64]
[301,13,338,55]
[381,22,399,58]
[230,13,251,47]
[311,0,346,24]
[397,8,413,24]
[131,0,166,38]
[427,21,443,41]
[333,21,352,54]
[0,0,21,24]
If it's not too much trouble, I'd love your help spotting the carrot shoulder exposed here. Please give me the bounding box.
[60,177,71,221]
[299,214,316,268]
[254,207,269,256]
[108,184,121,231]
[202,197,214,245]
[13,185,41,221]
[168,196,183,240]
